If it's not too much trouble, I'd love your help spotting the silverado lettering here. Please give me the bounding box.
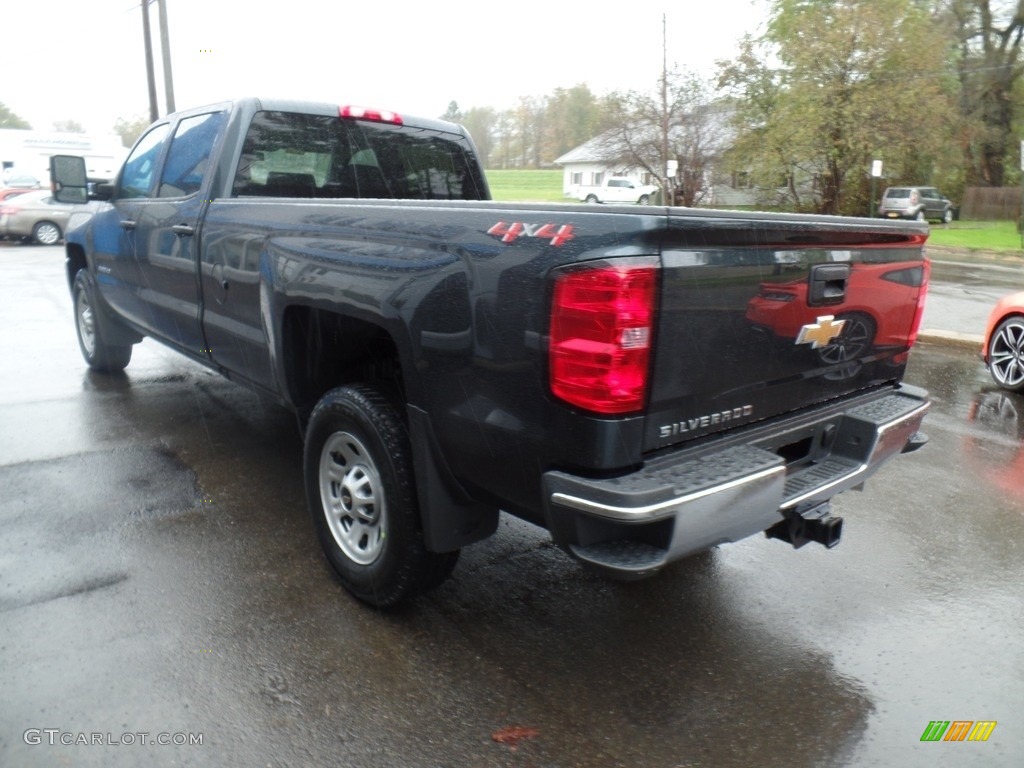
[659,405,755,438]
[51,97,930,608]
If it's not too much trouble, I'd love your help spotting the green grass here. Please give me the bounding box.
[926,220,1023,253]
[481,174,1024,256]
[485,169,567,203]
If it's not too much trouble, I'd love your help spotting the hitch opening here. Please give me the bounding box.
[766,501,843,549]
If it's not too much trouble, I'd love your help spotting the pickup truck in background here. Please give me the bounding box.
[51,97,930,607]
[573,176,660,204]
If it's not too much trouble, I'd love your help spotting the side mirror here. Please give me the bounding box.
[50,155,89,203]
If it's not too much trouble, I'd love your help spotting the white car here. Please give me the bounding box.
[575,177,659,205]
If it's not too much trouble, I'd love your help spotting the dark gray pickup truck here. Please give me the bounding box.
[52,98,930,606]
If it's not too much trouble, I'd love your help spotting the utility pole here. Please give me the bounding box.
[140,0,159,121]
[157,0,175,113]
[155,0,176,113]
[661,14,671,205]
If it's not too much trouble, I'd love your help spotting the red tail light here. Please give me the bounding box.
[906,258,930,348]
[549,262,657,414]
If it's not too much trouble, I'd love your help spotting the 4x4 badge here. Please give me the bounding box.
[796,315,846,349]
[487,221,575,246]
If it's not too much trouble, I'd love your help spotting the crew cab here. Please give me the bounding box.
[51,98,930,607]
[573,176,660,205]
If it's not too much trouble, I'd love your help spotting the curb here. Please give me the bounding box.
[916,329,983,351]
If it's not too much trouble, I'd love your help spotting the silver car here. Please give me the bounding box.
[878,186,954,224]
[0,189,74,244]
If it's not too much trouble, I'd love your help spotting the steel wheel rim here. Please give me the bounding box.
[77,290,96,356]
[319,430,385,566]
[991,322,1024,388]
[36,223,59,244]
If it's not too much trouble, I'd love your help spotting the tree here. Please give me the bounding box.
[542,84,609,163]
[602,69,722,206]
[113,115,151,148]
[944,0,1024,186]
[720,0,958,215]
[0,102,31,129]
[441,101,462,121]
[52,120,86,134]
[460,107,497,168]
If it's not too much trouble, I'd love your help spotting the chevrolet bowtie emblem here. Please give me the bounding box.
[796,315,846,349]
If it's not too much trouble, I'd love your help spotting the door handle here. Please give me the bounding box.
[172,224,195,237]
[119,220,136,230]
[808,263,850,306]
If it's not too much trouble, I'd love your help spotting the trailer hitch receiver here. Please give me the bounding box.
[766,501,843,549]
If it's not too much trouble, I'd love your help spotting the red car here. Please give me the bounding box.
[746,259,929,364]
[982,291,1024,391]
[0,188,35,202]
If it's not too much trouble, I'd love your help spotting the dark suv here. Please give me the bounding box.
[879,186,954,224]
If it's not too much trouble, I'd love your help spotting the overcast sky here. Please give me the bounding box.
[4,0,769,136]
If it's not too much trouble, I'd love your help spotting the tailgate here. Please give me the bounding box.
[645,211,928,452]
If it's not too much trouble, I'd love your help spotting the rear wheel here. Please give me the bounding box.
[988,317,1024,392]
[638,194,651,205]
[33,221,62,245]
[818,312,876,365]
[304,384,459,607]
[585,194,598,204]
[73,270,132,372]
[914,209,927,222]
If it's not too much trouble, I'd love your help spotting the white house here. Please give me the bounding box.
[0,129,127,185]
[554,133,656,198]
[554,107,779,209]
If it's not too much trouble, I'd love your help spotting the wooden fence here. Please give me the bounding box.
[960,187,1021,221]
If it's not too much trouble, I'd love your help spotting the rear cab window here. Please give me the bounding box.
[158,111,228,198]
[119,125,171,199]
[231,111,487,201]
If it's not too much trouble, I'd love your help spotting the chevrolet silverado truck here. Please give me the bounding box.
[51,98,930,607]
[573,176,660,204]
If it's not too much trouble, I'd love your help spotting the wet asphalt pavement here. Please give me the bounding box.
[0,242,1021,767]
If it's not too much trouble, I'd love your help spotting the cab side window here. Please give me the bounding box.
[119,125,171,199]
[158,112,228,198]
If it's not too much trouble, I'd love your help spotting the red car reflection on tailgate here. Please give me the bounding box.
[746,260,928,363]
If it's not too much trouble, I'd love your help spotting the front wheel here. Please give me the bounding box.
[988,317,1024,392]
[942,208,954,224]
[73,270,132,372]
[304,384,459,607]
[638,194,650,205]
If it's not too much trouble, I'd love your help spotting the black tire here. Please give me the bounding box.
[638,194,650,205]
[304,384,459,607]
[988,317,1024,392]
[914,209,927,222]
[585,194,599,204]
[942,207,954,225]
[32,220,62,245]
[73,270,133,372]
